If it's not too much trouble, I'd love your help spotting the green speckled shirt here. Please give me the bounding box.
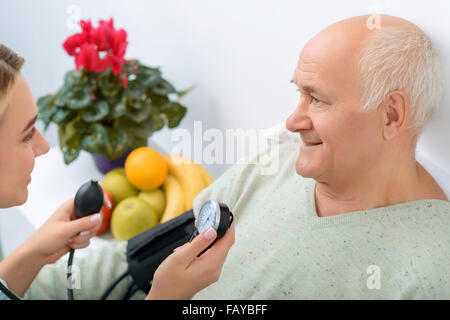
[192,142,450,299]
[1,242,147,300]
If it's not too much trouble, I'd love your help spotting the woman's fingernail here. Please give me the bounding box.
[106,198,112,209]
[90,213,102,224]
[80,230,90,237]
[203,228,216,240]
[67,239,72,244]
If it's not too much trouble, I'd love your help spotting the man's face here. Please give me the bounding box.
[286,30,384,185]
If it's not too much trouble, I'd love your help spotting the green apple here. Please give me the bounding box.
[138,189,166,220]
[111,197,159,242]
[108,167,126,177]
[100,168,138,204]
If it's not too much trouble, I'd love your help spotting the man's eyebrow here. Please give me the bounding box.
[290,79,321,95]
[22,115,38,133]
[301,85,319,95]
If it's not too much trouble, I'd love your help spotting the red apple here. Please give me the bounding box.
[97,189,114,235]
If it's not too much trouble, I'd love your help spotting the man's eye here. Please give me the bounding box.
[296,89,320,105]
[311,96,321,105]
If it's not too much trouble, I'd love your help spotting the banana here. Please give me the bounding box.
[164,155,208,211]
[160,175,185,223]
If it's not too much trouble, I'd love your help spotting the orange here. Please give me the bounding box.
[125,147,168,191]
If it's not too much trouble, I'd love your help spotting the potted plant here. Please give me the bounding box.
[37,18,191,173]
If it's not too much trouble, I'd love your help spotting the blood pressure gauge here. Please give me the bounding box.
[190,200,233,245]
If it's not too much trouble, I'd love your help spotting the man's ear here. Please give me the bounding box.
[381,91,408,140]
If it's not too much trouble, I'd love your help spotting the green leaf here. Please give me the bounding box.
[62,147,80,165]
[64,118,78,143]
[148,92,169,107]
[127,80,146,101]
[52,107,76,126]
[127,98,145,110]
[176,85,195,99]
[58,120,79,149]
[136,65,161,87]
[105,129,132,160]
[53,84,71,107]
[98,73,122,98]
[110,98,127,118]
[64,70,82,85]
[160,102,187,128]
[55,84,91,110]
[131,136,149,149]
[82,100,109,122]
[115,116,152,138]
[36,94,56,131]
[126,102,150,123]
[72,116,89,131]
[148,108,165,132]
[143,73,161,88]
[66,133,82,150]
[81,124,108,154]
[151,79,177,95]
[58,126,66,150]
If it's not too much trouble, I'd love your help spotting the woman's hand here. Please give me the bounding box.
[146,220,235,300]
[24,196,110,265]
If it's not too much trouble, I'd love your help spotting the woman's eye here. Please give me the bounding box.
[24,127,36,142]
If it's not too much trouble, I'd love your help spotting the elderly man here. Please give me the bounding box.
[191,14,449,299]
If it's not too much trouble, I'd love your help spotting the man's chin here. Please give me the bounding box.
[295,158,321,179]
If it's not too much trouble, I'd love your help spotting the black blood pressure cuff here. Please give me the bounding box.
[126,209,196,293]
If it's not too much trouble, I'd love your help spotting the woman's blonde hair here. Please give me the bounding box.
[358,25,443,136]
[0,44,25,121]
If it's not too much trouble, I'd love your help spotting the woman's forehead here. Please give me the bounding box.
[1,74,37,133]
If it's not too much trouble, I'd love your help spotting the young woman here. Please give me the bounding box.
[0,44,235,300]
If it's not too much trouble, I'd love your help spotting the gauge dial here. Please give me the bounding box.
[197,200,218,234]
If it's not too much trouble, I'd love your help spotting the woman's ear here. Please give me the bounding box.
[381,91,409,141]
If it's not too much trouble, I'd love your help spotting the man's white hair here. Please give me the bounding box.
[358,24,443,135]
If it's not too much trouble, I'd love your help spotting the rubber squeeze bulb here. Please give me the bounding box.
[74,179,104,219]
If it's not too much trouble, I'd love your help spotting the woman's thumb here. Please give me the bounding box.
[65,213,102,237]
[176,228,217,262]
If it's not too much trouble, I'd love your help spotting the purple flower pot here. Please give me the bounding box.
[92,149,134,174]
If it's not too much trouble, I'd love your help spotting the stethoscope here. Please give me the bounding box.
[0,280,20,300]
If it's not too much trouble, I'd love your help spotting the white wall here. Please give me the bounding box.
[0,0,449,180]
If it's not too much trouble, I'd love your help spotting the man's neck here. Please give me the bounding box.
[314,157,422,218]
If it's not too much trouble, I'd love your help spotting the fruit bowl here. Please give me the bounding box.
[100,147,214,242]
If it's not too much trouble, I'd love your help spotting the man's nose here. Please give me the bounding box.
[285,101,313,133]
